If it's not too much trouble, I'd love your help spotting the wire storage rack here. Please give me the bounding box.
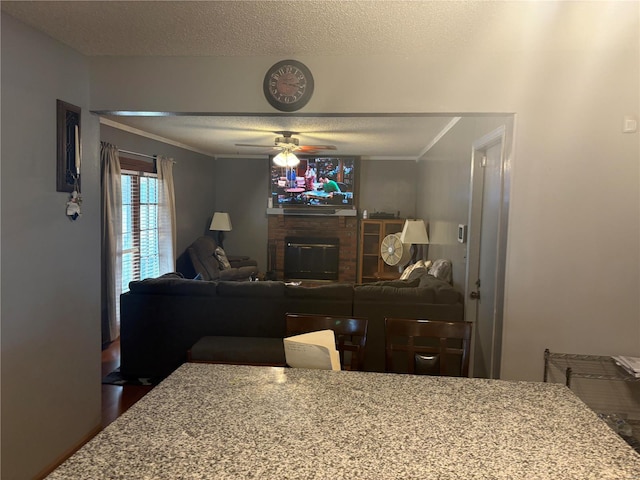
[543,349,640,454]
[544,349,640,388]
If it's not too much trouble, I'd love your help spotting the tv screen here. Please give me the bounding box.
[270,156,358,209]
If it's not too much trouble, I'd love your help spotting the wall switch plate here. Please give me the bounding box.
[458,224,467,243]
[623,115,637,133]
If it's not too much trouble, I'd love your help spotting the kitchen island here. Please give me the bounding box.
[48,363,640,479]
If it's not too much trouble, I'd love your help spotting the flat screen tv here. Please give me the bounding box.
[270,156,358,210]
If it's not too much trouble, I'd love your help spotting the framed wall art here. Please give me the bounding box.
[56,99,81,193]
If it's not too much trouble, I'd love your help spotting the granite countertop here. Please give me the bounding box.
[48,363,640,479]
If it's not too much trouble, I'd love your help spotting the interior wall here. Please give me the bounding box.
[99,124,218,267]
[87,1,640,382]
[1,14,101,480]
[213,157,271,271]
[417,117,512,292]
[359,159,417,220]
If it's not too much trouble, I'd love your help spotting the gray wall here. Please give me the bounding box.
[417,117,512,291]
[1,14,101,479]
[359,160,417,219]
[213,157,271,271]
[100,125,217,265]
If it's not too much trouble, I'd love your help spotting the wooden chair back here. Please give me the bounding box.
[285,313,368,371]
[384,318,472,377]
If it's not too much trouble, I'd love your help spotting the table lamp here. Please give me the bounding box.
[399,219,429,263]
[209,212,232,250]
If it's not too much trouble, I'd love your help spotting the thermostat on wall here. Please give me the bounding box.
[458,224,467,243]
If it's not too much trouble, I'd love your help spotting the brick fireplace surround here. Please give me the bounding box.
[267,214,358,282]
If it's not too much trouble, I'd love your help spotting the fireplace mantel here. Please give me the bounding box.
[266,208,358,217]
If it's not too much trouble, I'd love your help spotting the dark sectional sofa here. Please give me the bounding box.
[120,273,464,379]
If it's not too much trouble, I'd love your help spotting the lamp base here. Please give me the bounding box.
[409,244,428,264]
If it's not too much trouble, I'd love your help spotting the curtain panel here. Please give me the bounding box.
[157,156,177,275]
[101,142,122,344]
[100,148,177,344]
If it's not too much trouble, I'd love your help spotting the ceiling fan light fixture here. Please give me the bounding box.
[273,150,300,167]
[275,136,299,149]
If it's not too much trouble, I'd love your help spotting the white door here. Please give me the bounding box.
[465,126,510,379]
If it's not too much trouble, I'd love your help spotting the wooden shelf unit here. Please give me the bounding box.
[358,218,405,283]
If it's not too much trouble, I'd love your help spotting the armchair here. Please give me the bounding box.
[187,236,258,281]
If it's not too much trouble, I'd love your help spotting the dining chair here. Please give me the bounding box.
[384,318,472,377]
[285,313,369,371]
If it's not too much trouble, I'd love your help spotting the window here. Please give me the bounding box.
[120,158,160,293]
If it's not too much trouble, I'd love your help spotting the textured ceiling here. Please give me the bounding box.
[100,114,461,159]
[1,1,518,158]
[2,1,492,57]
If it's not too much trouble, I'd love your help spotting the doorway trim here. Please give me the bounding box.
[465,124,512,378]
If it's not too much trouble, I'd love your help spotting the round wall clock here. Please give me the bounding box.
[263,60,314,112]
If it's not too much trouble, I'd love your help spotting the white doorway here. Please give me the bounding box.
[465,125,511,379]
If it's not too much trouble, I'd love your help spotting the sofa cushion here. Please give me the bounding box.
[355,285,435,303]
[228,257,258,268]
[417,273,444,288]
[189,336,286,366]
[406,265,430,281]
[368,278,420,288]
[354,273,461,304]
[285,283,354,300]
[128,277,218,296]
[218,265,257,281]
[217,280,286,297]
[159,272,184,279]
[417,274,461,303]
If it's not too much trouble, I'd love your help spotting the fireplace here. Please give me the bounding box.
[284,237,339,281]
[267,214,357,282]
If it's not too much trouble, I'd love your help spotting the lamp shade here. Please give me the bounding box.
[400,219,429,244]
[273,150,300,167]
[209,212,232,231]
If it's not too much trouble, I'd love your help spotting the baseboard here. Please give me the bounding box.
[33,423,102,480]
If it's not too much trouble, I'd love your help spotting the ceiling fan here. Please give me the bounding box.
[235,131,337,154]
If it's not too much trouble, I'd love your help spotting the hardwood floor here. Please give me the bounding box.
[101,339,154,428]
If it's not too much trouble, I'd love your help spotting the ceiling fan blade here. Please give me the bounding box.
[235,143,277,148]
[297,145,337,152]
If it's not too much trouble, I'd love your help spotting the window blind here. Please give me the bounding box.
[120,158,160,293]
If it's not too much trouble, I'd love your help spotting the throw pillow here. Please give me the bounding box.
[428,259,453,284]
[399,262,416,281]
[399,259,425,280]
[214,246,232,270]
